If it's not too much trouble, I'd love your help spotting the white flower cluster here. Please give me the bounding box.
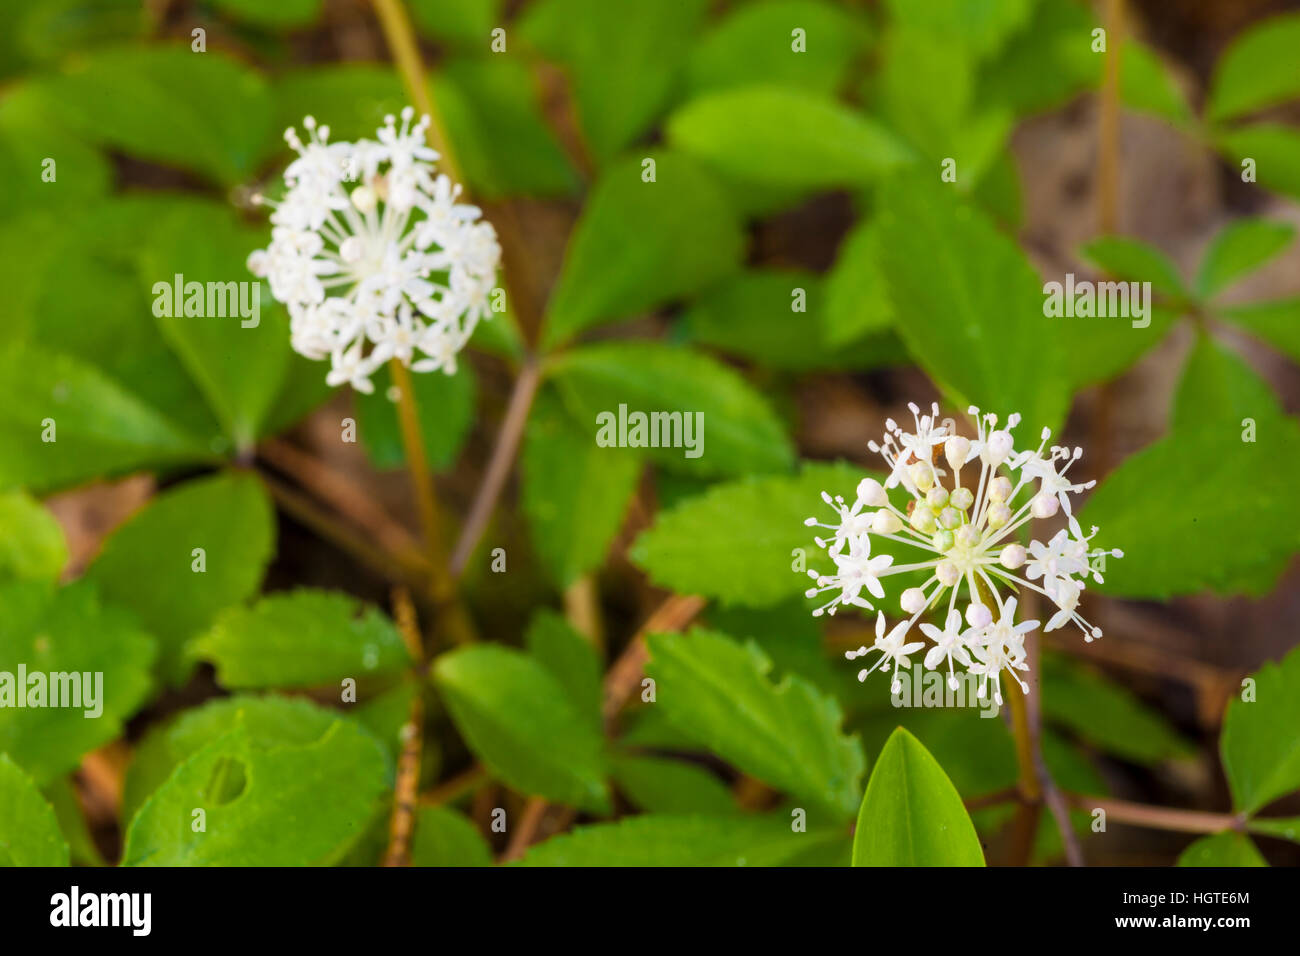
[247,108,501,393]
[804,403,1122,705]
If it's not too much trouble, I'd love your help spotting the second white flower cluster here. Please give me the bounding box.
[247,108,501,393]
[805,403,1122,705]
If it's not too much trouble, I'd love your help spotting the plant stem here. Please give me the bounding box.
[449,357,542,577]
[370,0,462,185]
[603,594,707,731]
[1064,794,1244,835]
[371,0,547,585]
[383,587,425,867]
[258,470,431,586]
[389,359,452,578]
[420,765,489,807]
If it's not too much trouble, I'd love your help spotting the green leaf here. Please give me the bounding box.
[543,151,744,346]
[549,342,793,477]
[0,754,69,866]
[667,85,912,191]
[196,590,412,690]
[433,645,609,812]
[877,178,1068,433]
[9,0,148,65]
[1120,41,1194,127]
[686,0,869,98]
[824,220,895,344]
[1,196,231,447]
[410,0,501,47]
[611,754,739,816]
[122,695,370,825]
[142,202,292,451]
[1081,422,1300,599]
[1195,219,1296,299]
[1055,305,1179,392]
[975,0,1096,117]
[83,472,274,685]
[1246,816,1300,844]
[521,0,709,164]
[0,84,111,219]
[883,0,1032,61]
[412,807,493,866]
[632,460,866,606]
[0,580,155,785]
[122,721,389,865]
[1221,644,1300,814]
[646,628,864,820]
[1214,124,1300,201]
[435,57,579,199]
[1177,831,1267,867]
[42,775,103,866]
[354,363,476,472]
[274,65,406,144]
[525,609,602,732]
[516,814,833,866]
[1172,336,1281,431]
[681,269,823,367]
[1041,655,1190,765]
[1220,297,1300,364]
[212,0,321,28]
[851,727,984,866]
[0,342,209,492]
[40,46,274,186]
[1080,236,1188,299]
[521,390,641,588]
[1207,13,1300,123]
[0,492,67,584]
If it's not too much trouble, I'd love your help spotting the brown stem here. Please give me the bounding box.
[369,0,462,186]
[420,765,489,808]
[1065,794,1244,835]
[964,787,1021,812]
[258,470,431,586]
[448,357,542,578]
[500,796,548,863]
[603,593,707,731]
[383,588,425,867]
[563,574,604,651]
[259,436,423,559]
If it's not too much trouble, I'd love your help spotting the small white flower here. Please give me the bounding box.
[969,598,1037,705]
[804,534,894,617]
[919,609,977,689]
[846,612,925,695]
[248,108,501,394]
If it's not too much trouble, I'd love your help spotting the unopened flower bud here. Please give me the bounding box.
[932,529,954,552]
[910,507,936,534]
[986,502,1011,528]
[900,588,927,614]
[945,436,971,470]
[909,461,935,492]
[988,476,1012,501]
[1031,493,1059,519]
[938,507,961,529]
[949,487,974,511]
[926,486,949,509]
[351,185,378,214]
[1000,544,1027,569]
[966,603,992,629]
[955,524,979,548]
[857,477,888,507]
[986,430,1014,464]
[872,510,902,534]
[936,560,960,587]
